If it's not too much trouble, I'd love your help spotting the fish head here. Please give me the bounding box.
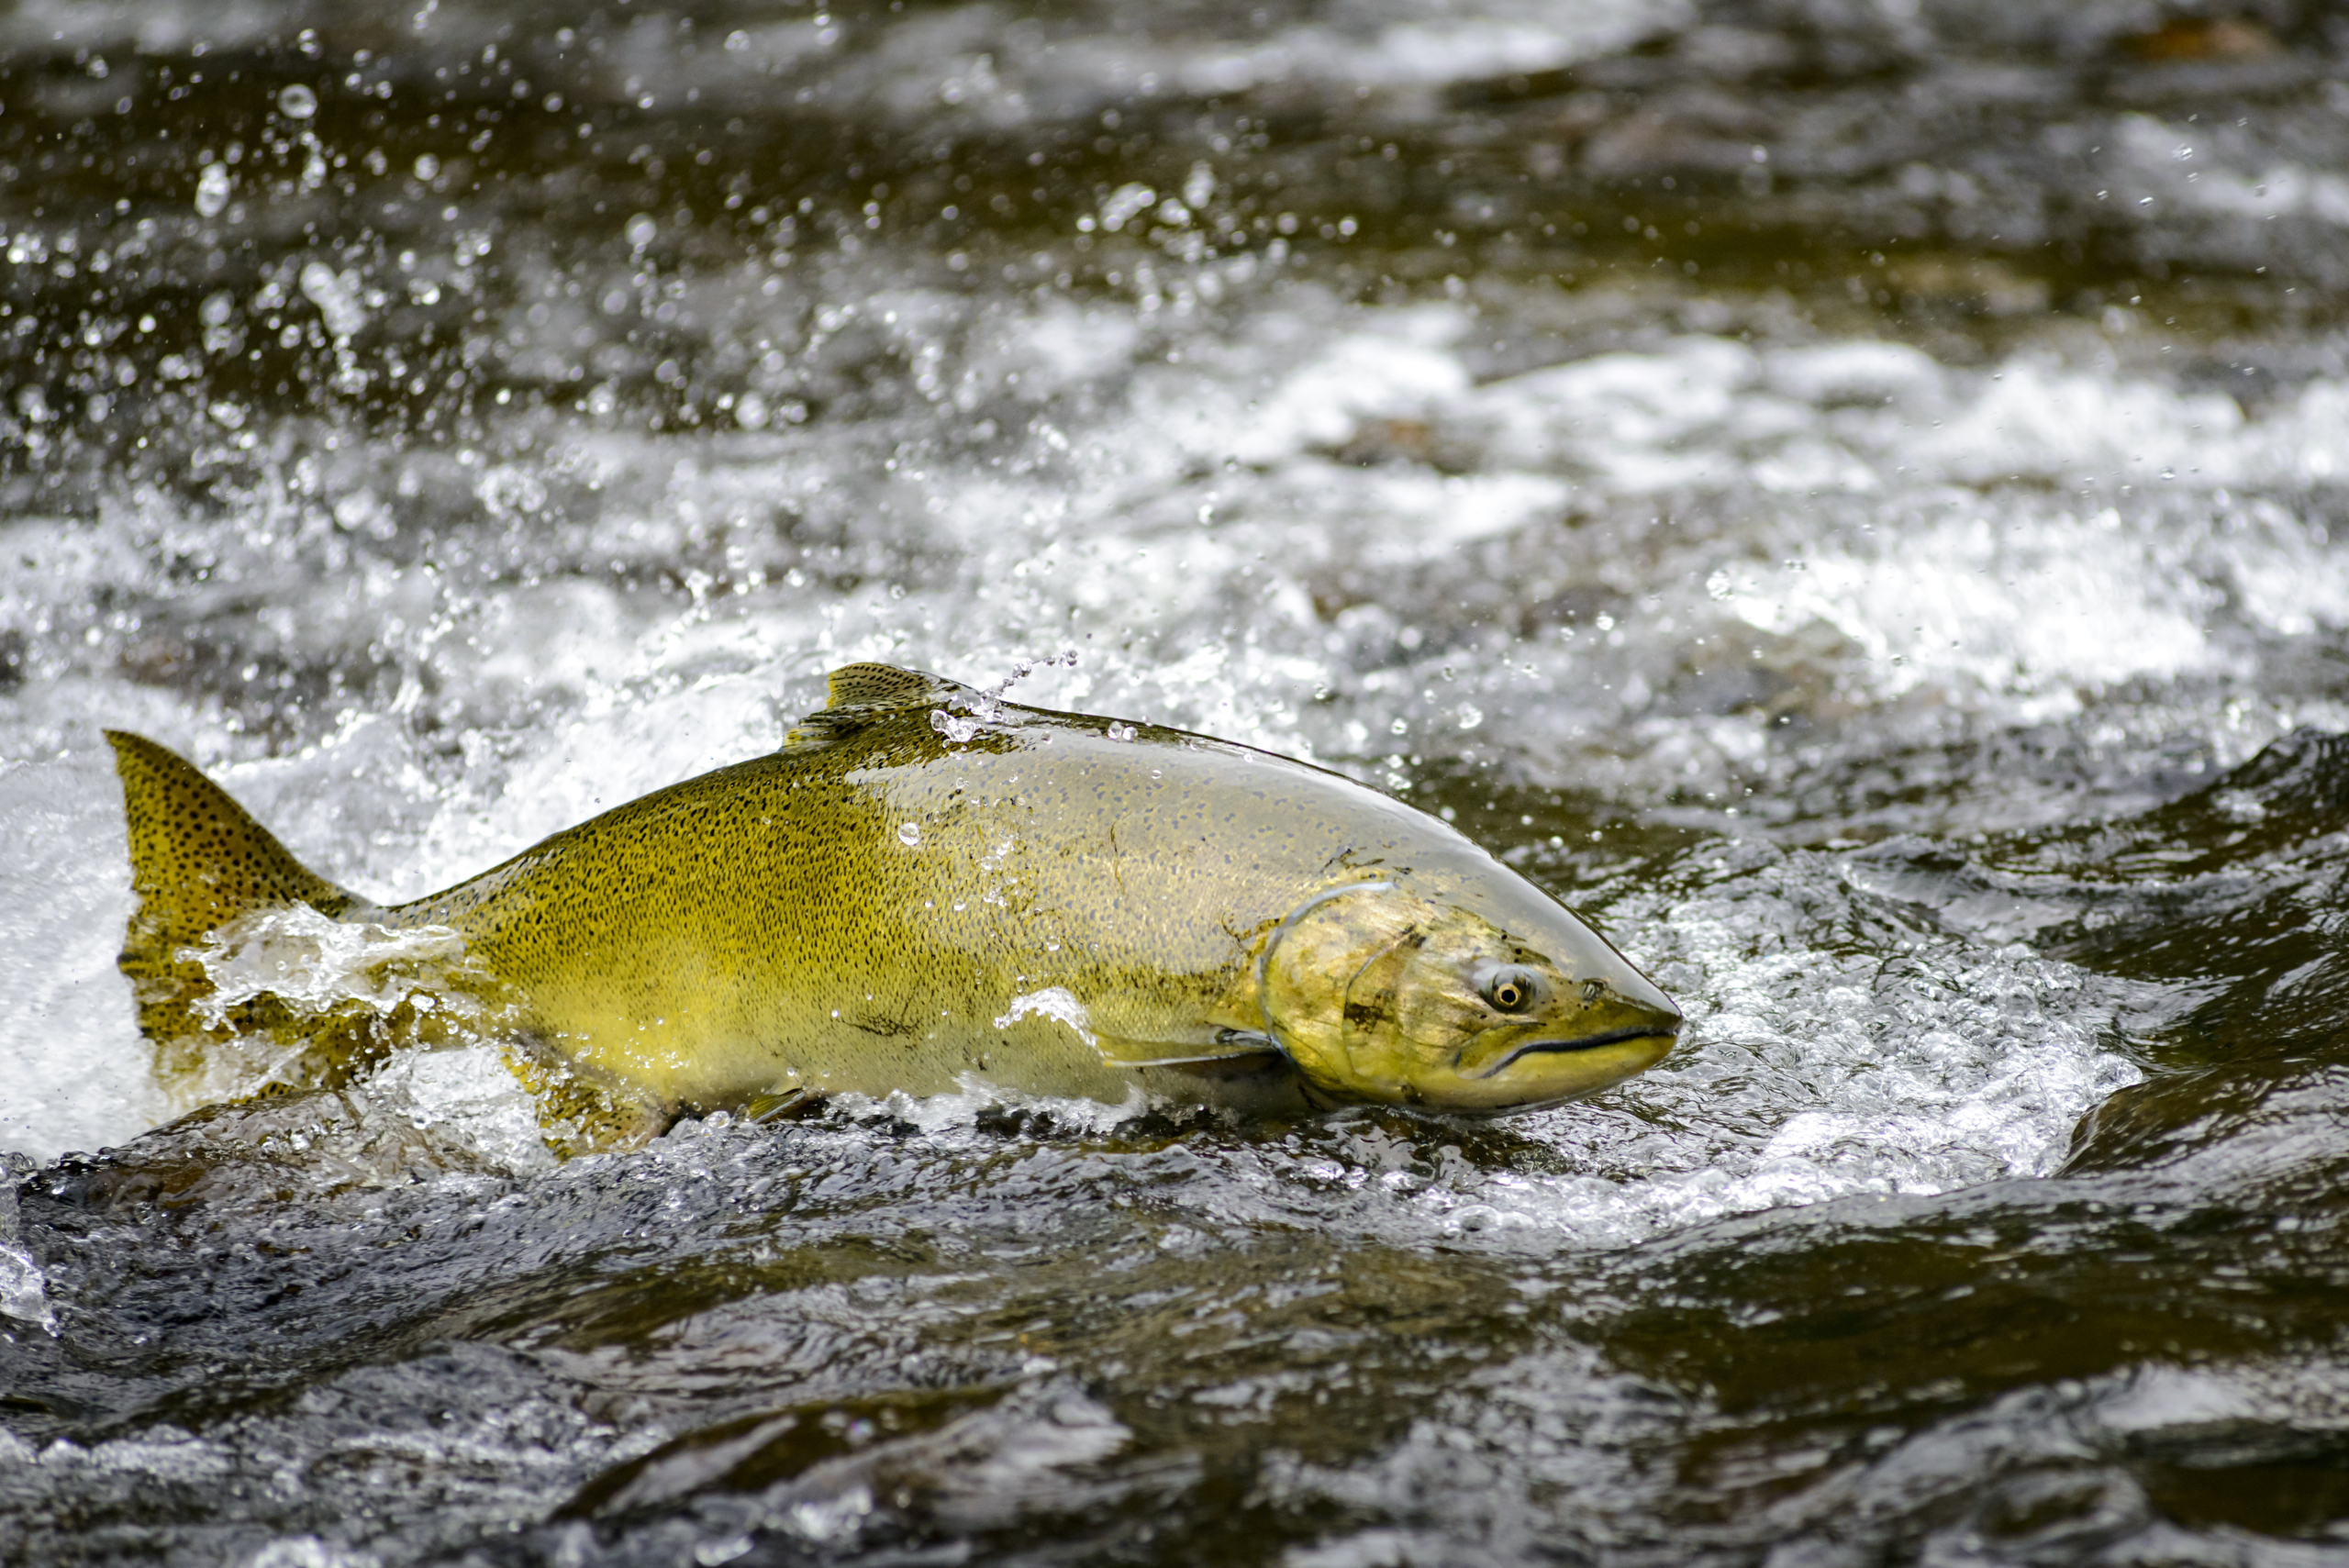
[1258,879,1681,1112]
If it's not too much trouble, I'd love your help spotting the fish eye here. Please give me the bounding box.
[1480,964,1541,1013]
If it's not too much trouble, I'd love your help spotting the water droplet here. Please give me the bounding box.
[897,822,922,847]
[299,261,368,338]
[276,83,318,119]
[1183,161,1216,211]
[194,163,231,218]
[1098,183,1154,233]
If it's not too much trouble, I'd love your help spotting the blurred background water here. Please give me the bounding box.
[4,0,2349,1562]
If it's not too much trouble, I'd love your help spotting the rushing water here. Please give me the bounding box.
[5,0,2349,1562]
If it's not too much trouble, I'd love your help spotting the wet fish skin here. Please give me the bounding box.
[108,664,1681,1132]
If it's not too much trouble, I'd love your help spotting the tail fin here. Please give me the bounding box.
[104,734,657,1148]
[107,730,359,954]
[106,731,374,1094]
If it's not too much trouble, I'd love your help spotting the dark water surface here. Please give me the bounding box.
[6,1,2349,1562]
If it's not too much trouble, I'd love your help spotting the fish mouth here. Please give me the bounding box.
[1470,1023,1682,1079]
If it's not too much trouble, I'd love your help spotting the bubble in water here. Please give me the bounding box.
[734,390,769,429]
[194,162,230,217]
[897,822,922,846]
[626,213,659,250]
[276,83,318,119]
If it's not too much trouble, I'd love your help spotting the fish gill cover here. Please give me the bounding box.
[2,0,2349,1563]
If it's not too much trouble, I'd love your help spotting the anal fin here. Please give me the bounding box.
[503,1040,672,1156]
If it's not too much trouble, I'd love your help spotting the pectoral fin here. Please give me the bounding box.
[1092,1028,1283,1069]
[994,985,1281,1070]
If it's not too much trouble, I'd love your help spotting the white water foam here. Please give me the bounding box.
[365,1045,558,1176]
[824,1075,1153,1141]
[9,284,2344,1175]
[0,1155,57,1335]
[0,756,162,1165]
[1409,848,2143,1247]
[992,987,1097,1048]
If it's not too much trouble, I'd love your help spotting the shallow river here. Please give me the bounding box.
[5,0,2349,1562]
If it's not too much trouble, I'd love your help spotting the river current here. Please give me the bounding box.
[3,1,2348,1562]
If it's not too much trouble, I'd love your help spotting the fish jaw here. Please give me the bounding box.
[1440,997,1684,1111]
[1415,874,1686,1110]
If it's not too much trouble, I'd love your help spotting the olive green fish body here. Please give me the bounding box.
[109,665,1683,1134]
[387,696,1443,1106]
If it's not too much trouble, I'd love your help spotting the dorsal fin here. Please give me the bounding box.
[827,662,961,709]
[786,663,974,744]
